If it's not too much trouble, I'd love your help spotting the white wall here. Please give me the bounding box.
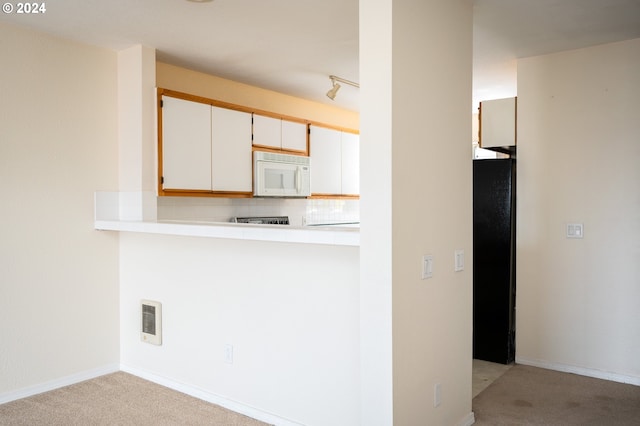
[360,0,473,425]
[0,22,120,398]
[119,233,360,425]
[359,0,394,422]
[516,38,640,383]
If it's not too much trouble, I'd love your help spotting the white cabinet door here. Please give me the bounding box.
[341,132,359,195]
[310,125,342,194]
[480,97,516,148]
[162,96,212,190]
[253,115,307,152]
[281,120,307,152]
[212,106,252,192]
[252,114,281,149]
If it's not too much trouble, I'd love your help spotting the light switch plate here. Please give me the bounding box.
[566,223,584,239]
[422,255,433,279]
[454,250,464,272]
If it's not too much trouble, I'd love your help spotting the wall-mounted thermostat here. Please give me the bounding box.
[141,300,162,345]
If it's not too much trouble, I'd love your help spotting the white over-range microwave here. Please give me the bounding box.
[253,151,311,197]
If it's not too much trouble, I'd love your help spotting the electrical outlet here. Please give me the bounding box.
[224,344,233,364]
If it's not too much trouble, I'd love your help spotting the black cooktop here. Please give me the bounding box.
[231,216,290,225]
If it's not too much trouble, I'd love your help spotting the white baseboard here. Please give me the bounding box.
[458,411,476,426]
[120,364,304,426]
[0,363,120,405]
[516,357,640,386]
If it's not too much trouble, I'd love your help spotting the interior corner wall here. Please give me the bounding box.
[360,0,474,425]
[516,38,640,383]
[0,22,120,397]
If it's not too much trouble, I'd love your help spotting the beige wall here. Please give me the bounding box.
[0,22,120,396]
[391,1,473,424]
[120,234,360,425]
[156,62,359,131]
[516,38,640,382]
[360,0,474,424]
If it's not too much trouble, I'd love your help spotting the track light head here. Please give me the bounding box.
[326,75,359,101]
[326,81,341,100]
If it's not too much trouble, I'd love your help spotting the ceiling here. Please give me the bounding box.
[2,0,639,112]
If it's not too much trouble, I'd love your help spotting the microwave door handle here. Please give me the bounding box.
[295,166,301,193]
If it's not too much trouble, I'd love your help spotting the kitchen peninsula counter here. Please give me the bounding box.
[95,219,360,247]
[94,192,359,246]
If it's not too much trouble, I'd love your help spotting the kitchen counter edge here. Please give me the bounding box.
[94,220,360,247]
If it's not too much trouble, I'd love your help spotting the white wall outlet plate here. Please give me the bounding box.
[141,300,162,345]
[422,255,433,279]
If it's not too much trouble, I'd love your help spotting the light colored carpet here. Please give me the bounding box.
[473,364,640,425]
[0,372,271,426]
[473,359,514,398]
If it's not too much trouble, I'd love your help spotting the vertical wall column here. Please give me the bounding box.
[359,0,393,424]
[117,45,157,220]
[360,0,473,425]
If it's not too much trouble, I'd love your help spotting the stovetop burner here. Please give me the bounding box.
[231,216,290,225]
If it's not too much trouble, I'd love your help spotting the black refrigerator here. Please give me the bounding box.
[473,158,516,365]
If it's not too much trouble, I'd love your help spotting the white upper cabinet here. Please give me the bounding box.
[253,114,307,152]
[162,96,212,191]
[480,97,517,148]
[161,95,252,193]
[341,131,360,195]
[310,125,359,196]
[211,106,252,192]
[281,119,307,152]
[252,114,281,149]
[160,90,358,198]
[310,125,342,194]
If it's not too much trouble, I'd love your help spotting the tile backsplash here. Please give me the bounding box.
[157,197,359,227]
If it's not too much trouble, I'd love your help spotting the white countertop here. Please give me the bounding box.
[94,219,360,247]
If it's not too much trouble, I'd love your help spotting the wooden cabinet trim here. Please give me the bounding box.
[250,145,307,156]
[157,91,165,195]
[159,189,253,198]
[309,194,360,200]
[158,88,358,134]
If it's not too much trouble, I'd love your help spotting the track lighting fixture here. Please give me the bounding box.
[326,75,359,100]
[326,79,341,100]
